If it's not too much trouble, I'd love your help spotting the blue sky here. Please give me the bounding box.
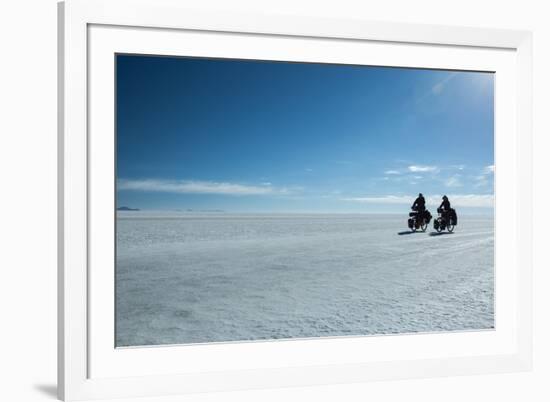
[116,55,494,213]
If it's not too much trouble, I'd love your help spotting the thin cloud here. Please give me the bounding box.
[474,175,489,187]
[475,165,494,187]
[342,195,412,205]
[118,179,291,196]
[445,175,463,188]
[384,170,401,175]
[431,72,459,95]
[342,194,494,208]
[416,72,459,103]
[408,165,438,173]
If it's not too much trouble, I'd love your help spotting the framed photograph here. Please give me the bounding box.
[58,0,533,400]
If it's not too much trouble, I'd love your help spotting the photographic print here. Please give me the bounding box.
[115,55,494,347]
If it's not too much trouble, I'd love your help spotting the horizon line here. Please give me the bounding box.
[116,209,495,215]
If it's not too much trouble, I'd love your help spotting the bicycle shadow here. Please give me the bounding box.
[397,231,418,235]
[429,231,455,237]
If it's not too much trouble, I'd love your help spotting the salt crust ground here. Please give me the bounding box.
[115,213,494,347]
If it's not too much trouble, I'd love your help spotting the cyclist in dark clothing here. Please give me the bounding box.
[439,195,451,221]
[439,195,451,211]
[411,193,426,221]
[412,193,426,214]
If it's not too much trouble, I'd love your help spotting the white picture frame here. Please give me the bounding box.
[58,0,533,400]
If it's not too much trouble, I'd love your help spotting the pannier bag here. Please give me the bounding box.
[424,210,432,223]
[450,208,458,225]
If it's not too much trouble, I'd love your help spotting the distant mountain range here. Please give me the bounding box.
[116,207,231,212]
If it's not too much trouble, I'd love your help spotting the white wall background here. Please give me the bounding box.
[0,0,547,401]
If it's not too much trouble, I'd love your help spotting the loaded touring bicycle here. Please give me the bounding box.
[408,207,432,232]
[433,207,458,233]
